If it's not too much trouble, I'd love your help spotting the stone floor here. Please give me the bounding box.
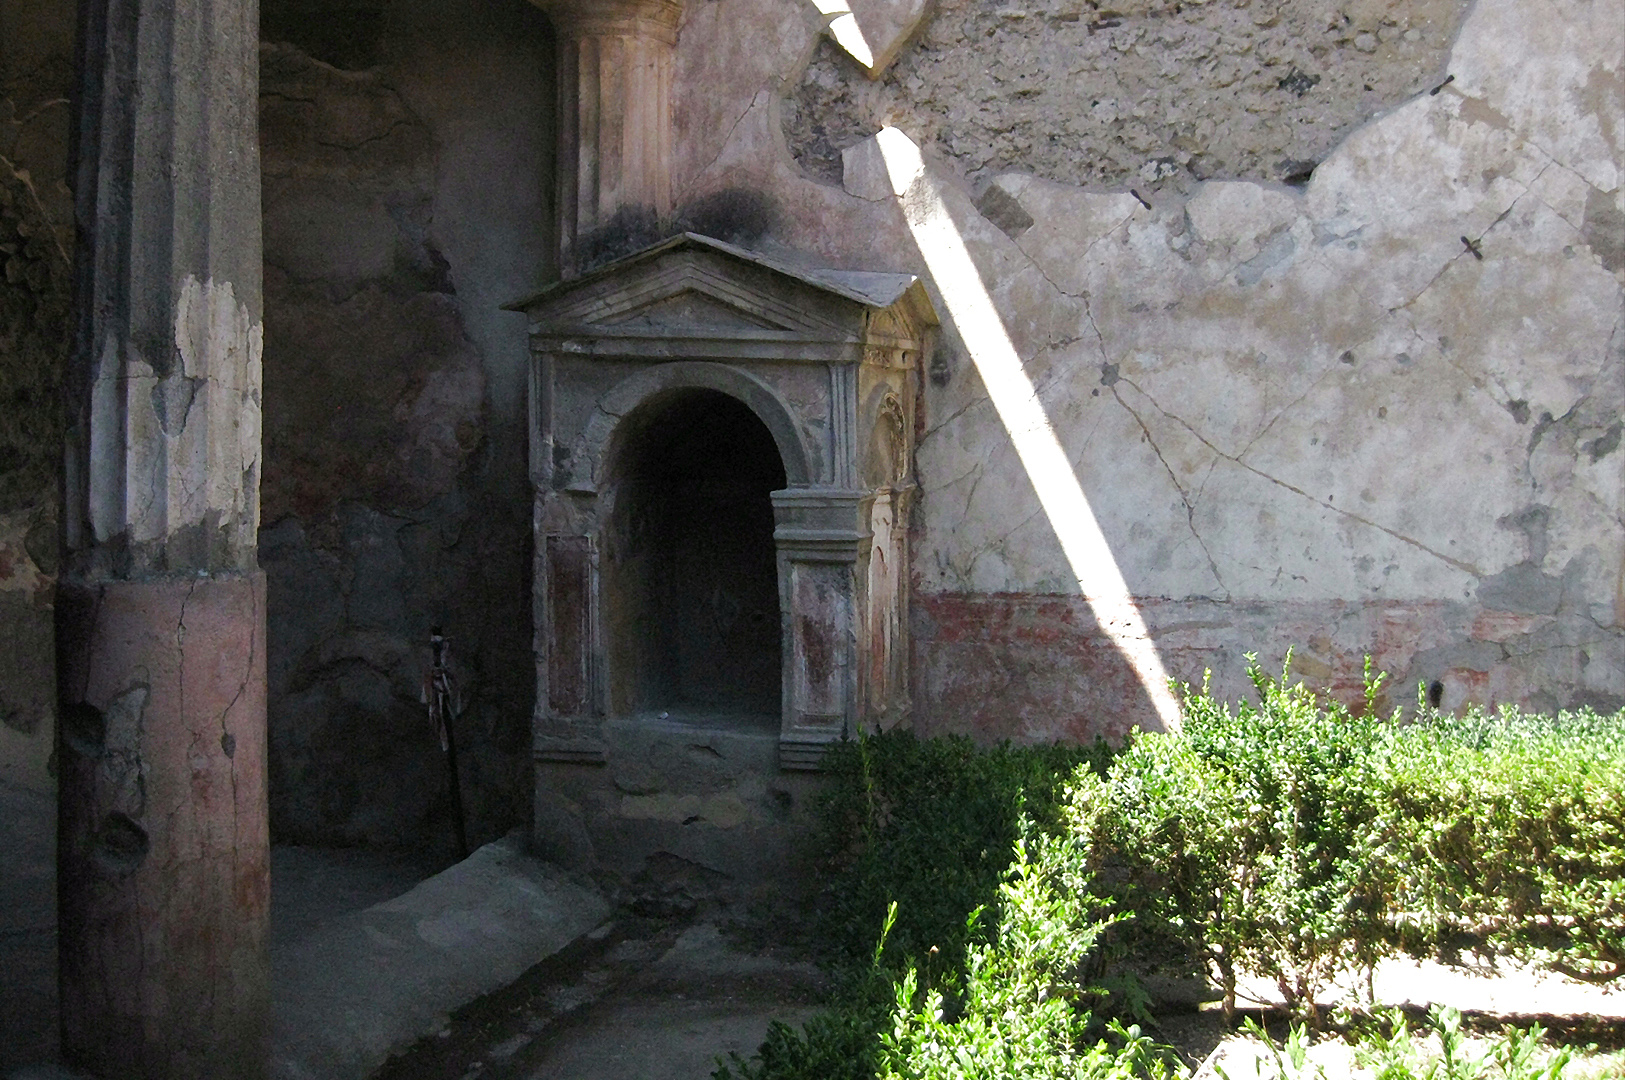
[371,916,828,1080]
[2,779,462,1076]
[0,780,57,1077]
[0,777,609,1080]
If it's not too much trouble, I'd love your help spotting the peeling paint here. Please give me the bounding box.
[84,275,264,570]
[668,0,1623,726]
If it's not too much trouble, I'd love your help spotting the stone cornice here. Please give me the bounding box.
[530,0,683,43]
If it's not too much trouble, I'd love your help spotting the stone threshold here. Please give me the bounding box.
[271,832,610,1080]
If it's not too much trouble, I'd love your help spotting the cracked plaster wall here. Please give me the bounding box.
[669,0,1624,738]
[2,0,1618,802]
[258,0,555,851]
[0,0,74,792]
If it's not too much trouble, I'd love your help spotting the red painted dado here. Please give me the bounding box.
[910,592,1602,744]
[55,572,270,1080]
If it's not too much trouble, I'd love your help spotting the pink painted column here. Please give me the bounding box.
[57,1,269,1076]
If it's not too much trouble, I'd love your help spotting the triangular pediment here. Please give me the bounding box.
[522,254,853,338]
[506,233,935,347]
[598,288,783,332]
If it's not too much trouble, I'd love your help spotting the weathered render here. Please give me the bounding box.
[56,0,270,1074]
[0,0,73,793]
[257,0,555,852]
[784,0,1473,190]
[664,0,1622,740]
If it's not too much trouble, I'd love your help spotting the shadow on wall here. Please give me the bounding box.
[257,0,553,852]
[0,121,72,792]
[574,188,782,274]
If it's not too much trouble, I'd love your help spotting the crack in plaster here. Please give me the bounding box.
[1530,156,1602,235]
[956,500,1050,585]
[921,386,993,440]
[920,459,985,495]
[177,580,196,727]
[1207,216,1302,286]
[1234,357,1345,467]
[1119,374,1485,577]
[1110,384,1230,599]
[312,118,424,154]
[959,458,988,527]
[1467,101,1617,198]
[0,152,71,266]
[1077,293,1228,597]
[1067,206,1140,277]
[1386,161,1553,323]
[259,90,320,106]
[686,89,771,194]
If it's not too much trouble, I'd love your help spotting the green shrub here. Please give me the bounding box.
[1352,1006,1572,1080]
[1086,656,1400,1019]
[1078,724,1246,1001]
[715,731,1116,1080]
[1224,1007,1573,1080]
[716,994,887,1080]
[1086,658,1624,1012]
[718,667,1625,1079]
[813,730,1112,976]
[876,838,1179,1080]
[1378,707,1625,983]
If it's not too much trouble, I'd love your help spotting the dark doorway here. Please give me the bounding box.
[605,389,786,722]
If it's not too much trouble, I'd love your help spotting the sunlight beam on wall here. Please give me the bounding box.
[808,0,876,70]
[874,126,1183,730]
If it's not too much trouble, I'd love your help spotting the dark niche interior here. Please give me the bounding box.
[605,388,786,724]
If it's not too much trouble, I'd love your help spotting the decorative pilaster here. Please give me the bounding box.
[58,1,269,1076]
[533,0,682,275]
[772,487,864,768]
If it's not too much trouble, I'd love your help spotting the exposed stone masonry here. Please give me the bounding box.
[0,159,65,760]
[1,0,75,789]
[784,0,1469,191]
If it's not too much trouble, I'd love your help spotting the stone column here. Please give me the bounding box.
[532,0,682,275]
[57,1,268,1077]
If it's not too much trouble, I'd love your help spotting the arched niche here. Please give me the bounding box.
[569,361,814,493]
[509,233,936,769]
[598,387,787,723]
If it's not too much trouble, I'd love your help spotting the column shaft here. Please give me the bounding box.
[56,575,269,1079]
[60,1,269,1076]
[537,0,681,274]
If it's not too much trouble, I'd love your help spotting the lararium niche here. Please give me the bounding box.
[511,234,937,776]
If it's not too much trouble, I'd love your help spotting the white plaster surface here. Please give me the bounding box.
[675,0,1623,606]
[805,0,929,78]
[664,0,1623,713]
[89,275,263,554]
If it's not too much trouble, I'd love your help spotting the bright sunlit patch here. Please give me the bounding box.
[808,0,876,70]
[874,127,1183,730]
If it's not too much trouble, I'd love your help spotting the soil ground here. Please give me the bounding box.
[370,894,1625,1080]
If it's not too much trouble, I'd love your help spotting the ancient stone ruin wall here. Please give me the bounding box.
[0,0,1617,815]
[784,0,1470,191]
[670,0,1624,740]
[0,0,73,792]
[258,0,554,851]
